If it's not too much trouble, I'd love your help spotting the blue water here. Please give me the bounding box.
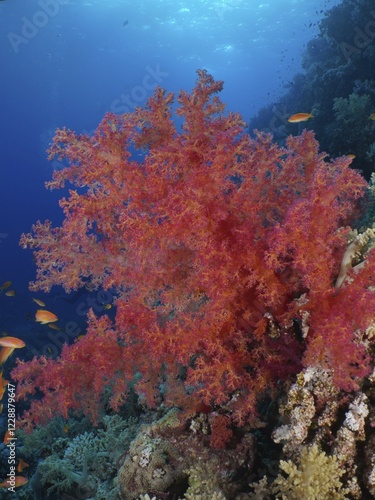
[0,0,340,352]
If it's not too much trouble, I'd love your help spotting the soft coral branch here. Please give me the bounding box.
[12,312,129,431]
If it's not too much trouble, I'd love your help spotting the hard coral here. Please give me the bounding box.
[34,414,138,498]
[272,445,348,499]
[118,433,181,500]
[13,70,375,430]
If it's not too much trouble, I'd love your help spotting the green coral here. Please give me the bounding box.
[272,445,348,499]
[333,93,371,125]
[18,417,74,460]
[184,463,226,500]
[38,453,94,495]
[34,414,139,498]
[329,92,374,159]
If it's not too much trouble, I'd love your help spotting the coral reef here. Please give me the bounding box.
[272,445,348,499]
[272,367,338,456]
[117,407,255,499]
[118,432,182,499]
[183,463,227,499]
[10,68,375,498]
[266,362,375,498]
[248,0,375,178]
[33,414,139,498]
[12,71,375,437]
[18,408,256,499]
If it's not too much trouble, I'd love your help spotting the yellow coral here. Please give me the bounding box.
[184,463,227,500]
[273,445,348,499]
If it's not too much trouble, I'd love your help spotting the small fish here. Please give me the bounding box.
[370,113,375,120]
[0,476,28,488]
[0,386,6,400]
[63,424,70,433]
[32,298,46,307]
[0,337,25,348]
[103,303,112,310]
[0,372,7,400]
[3,429,13,444]
[0,347,15,364]
[35,309,58,325]
[48,323,61,331]
[346,154,356,160]
[0,404,3,413]
[288,112,313,123]
[17,459,29,473]
[0,337,26,364]
[5,290,15,297]
[0,281,12,292]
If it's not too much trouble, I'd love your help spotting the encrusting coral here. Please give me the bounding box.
[118,431,182,499]
[116,407,254,499]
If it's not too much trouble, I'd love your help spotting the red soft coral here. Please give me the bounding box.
[12,311,129,431]
[13,70,375,429]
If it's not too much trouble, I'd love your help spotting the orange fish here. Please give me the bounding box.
[35,309,58,325]
[0,476,28,488]
[0,347,15,364]
[0,337,25,348]
[288,112,313,123]
[17,459,29,473]
[0,372,7,400]
[0,337,26,365]
[0,281,12,292]
[3,429,13,444]
[5,290,15,297]
[32,298,46,307]
[370,113,375,120]
[0,347,13,365]
[346,154,356,160]
[48,323,61,331]
[0,386,5,400]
